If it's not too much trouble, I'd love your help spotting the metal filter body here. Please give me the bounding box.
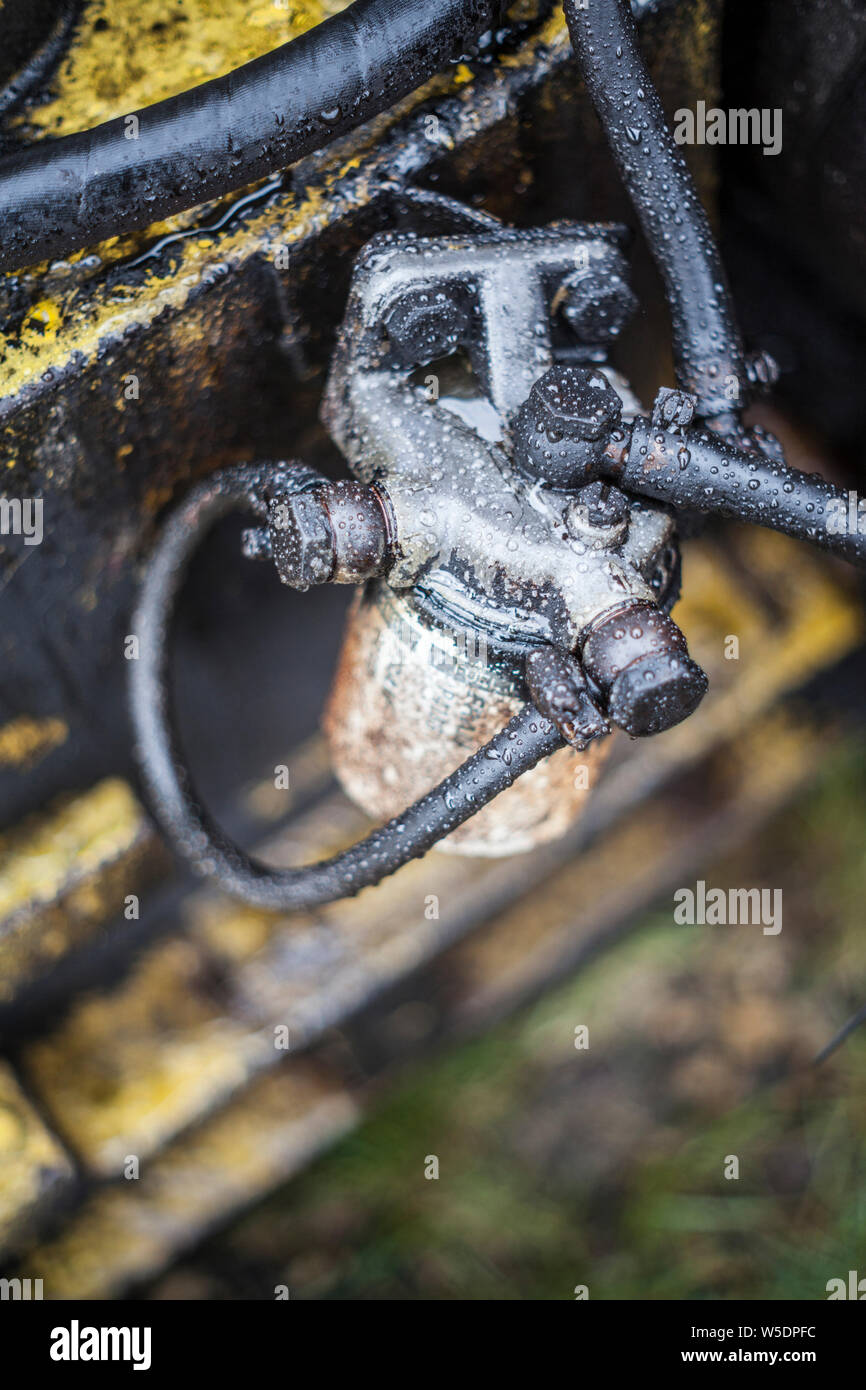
[325,583,609,856]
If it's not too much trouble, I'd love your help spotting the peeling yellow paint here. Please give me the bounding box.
[21,299,62,341]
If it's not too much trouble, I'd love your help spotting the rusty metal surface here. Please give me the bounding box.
[324,584,611,855]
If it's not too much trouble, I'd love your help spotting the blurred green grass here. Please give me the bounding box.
[152,732,866,1301]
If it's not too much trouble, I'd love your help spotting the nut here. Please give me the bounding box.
[560,267,638,345]
[512,366,623,489]
[267,482,391,589]
[581,601,708,737]
[566,481,629,546]
[383,285,471,366]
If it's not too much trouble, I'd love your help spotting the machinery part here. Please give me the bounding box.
[261,480,393,590]
[559,263,639,345]
[384,286,475,368]
[322,223,676,661]
[565,481,631,546]
[512,365,624,488]
[328,220,634,419]
[580,602,708,737]
[524,646,610,749]
[130,220,677,875]
[316,218,694,851]
[606,407,866,567]
[0,0,506,275]
[503,368,866,566]
[564,0,748,422]
[128,461,564,907]
[124,2,866,905]
[323,584,609,858]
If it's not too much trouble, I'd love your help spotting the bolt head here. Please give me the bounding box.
[268,491,334,590]
[606,653,708,737]
[383,287,470,366]
[566,482,629,544]
[581,603,708,737]
[560,268,638,344]
[528,366,622,443]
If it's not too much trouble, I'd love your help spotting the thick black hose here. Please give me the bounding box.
[564,0,747,420]
[0,0,504,275]
[128,463,563,911]
[615,419,866,567]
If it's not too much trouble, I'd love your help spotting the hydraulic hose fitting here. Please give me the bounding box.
[524,647,610,750]
[267,481,393,590]
[581,602,708,738]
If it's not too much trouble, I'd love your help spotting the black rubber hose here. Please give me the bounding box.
[0,0,504,275]
[128,463,563,911]
[0,2,82,122]
[563,0,747,421]
[614,418,866,567]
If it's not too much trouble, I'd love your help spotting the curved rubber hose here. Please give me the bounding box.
[128,464,563,911]
[0,0,504,275]
[564,0,747,420]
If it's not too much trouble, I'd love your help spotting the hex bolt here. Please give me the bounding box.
[512,365,623,489]
[268,481,391,589]
[581,601,708,737]
[525,646,610,750]
[560,266,638,345]
[383,285,471,367]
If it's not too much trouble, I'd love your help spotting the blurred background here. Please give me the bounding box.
[152,732,866,1302]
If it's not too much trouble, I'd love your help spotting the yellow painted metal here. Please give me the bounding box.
[0,778,154,1002]
[21,1,353,136]
[18,1061,358,1299]
[0,1061,73,1255]
[0,714,67,769]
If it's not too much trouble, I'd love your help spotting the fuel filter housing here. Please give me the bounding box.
[325,581,609,855]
